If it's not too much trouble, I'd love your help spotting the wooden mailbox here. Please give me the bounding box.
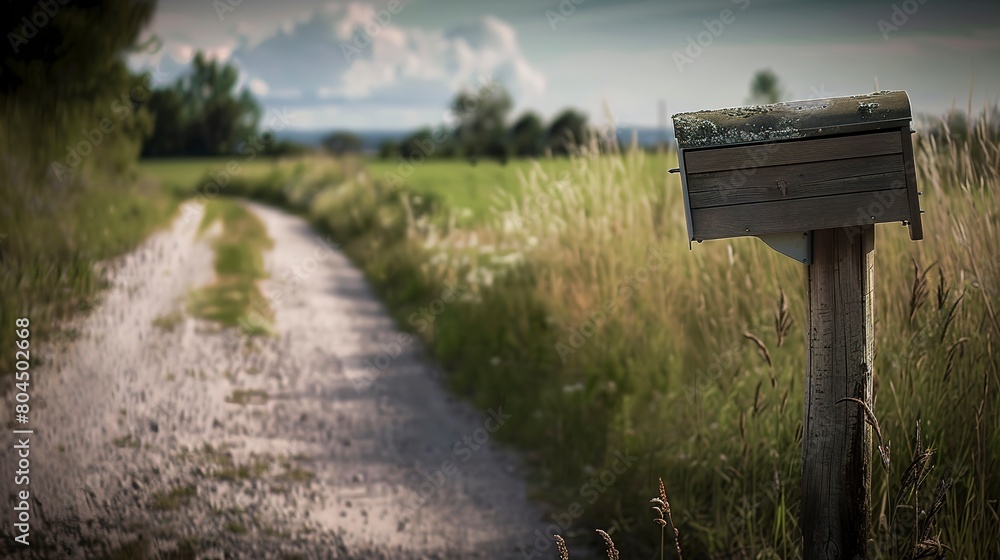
[672,90,922,263]
[673,91,928,559]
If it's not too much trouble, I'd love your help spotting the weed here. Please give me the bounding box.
[152,310,184,332]
[113,435,141,449]
[225,389,269,405]
[151,485,198,511]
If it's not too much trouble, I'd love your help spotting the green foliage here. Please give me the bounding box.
[547,108,589,155]
[451,84,512,163]
[378,139,400,159]
[509,111,544,157]
[2,0,158,187]
[261,139,312,157]
[142,52,261,157]
[143,88,186,155]
[748,68,785,104]
[400,127,437,159]
[321,131,363,155]
[1,0,156,100]
[368,86,593,162]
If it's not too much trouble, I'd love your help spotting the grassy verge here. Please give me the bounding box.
[194,115,996,557]
[0,176,179,379]
[188,199,274,335]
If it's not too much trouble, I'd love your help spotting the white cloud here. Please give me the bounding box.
[171,44,194,64]
[249,79,270,95]
[230,3,545,106]
[203,45,235,61]
[127,0,546,128]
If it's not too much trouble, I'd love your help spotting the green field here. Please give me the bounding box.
[138,157,280,192]
[367,155,674,222]
[366,157,599,220]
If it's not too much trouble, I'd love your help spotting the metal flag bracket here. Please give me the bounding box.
[758,231,812,265]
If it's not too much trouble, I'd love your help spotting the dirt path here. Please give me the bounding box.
[0,201,550,559]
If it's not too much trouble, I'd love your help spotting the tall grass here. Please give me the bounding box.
[0,105,178,379]
[219,107,998,558]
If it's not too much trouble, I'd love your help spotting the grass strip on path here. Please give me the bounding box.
[188,200,274,336]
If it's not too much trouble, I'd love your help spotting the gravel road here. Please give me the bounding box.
[0,201,553,559]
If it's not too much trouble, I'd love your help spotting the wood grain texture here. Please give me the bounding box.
[686,154,906,208]
[690,188,910,240]
[684,131,903,174]
[900,128,924,240]
[801,227,874,560]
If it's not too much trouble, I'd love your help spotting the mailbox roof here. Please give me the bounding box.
[672,90,912,149]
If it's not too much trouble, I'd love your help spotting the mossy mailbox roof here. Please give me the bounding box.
[671,90,922,252]
[673,90,913,149]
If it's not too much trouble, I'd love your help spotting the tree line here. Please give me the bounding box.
[124,47,802,163]
[141,53,308,158]
[138,53,592,162]
[369,87,590,163]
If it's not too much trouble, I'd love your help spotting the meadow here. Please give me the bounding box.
[143,112,997,558]
[138,157,281,193]
[364,157,588,222]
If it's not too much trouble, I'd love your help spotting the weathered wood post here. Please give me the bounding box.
[671,91,923,559]
[802,225,874,559]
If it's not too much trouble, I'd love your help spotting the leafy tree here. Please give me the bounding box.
[142,52,260,156]
[262,139,311,157]
[321,131,363,155]
[142,88,186,157]
[180,52,260,155]
[748,69,785,105]
[450,84,512,163]
[546,109,588,156]
[1,0,155,102]
[400,128,434,159]
[508,111,543,158]
[1,0,158,182]
[378,139,400,159]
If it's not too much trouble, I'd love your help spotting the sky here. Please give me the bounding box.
[130,0,1000,131]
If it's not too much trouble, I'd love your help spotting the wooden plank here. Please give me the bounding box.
[677,142,696,243]
[690,171,905,209]
[684,131,903,174]
[688,154,903,194]
[801,226,874,560]
[687,156,906,208]
[900,128,924,240]
[690,188,910,240]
